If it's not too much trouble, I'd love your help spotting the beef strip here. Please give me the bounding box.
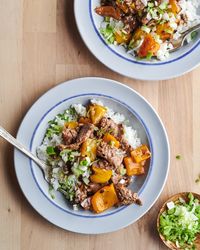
[101,0,116,7]
[96,159,113,170]
[80,197,92,210]
[111,173,122,184]
[62,128,78,145]
[57,143,81,151]
[97,141,125,168]
[74,184,88,204]
[123,15,138,33]
[87,183,102,194]
[76,123,94,143]
[115,183,142,205]
[99,117,120,137]
[111,173,133,186]
[120,139,133,153]
[58,124,94,152]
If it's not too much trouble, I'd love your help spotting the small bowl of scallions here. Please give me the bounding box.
[157,192,200,250]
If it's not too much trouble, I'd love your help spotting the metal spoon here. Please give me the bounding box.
[170,23,200,53]
[0,125,50,180]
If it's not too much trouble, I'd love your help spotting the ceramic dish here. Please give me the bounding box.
[14,77,170,234]
[74,0,200,80]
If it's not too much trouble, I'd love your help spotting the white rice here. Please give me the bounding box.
[90,98,104,106]
[71,104,86,117]
[36,134,63,162]
[123,125,141,149]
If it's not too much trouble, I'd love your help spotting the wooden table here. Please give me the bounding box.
[0,1,200,249]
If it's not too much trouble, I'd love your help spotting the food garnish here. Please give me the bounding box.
[159,193,200,249]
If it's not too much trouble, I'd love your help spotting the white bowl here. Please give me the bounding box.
[14,77,170,234]
[74,0,200,80]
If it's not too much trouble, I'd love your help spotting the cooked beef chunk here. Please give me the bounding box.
[120,175,133,186]
[57,143,80,151]
[87,183,102,194]
[96,159,113,170]
[115,183,142,205]
[123,15,138,33]
[111,173,122,184]
[62,128,78,145]
[101,0,116,7]
[111,174,132,186]
[117,124,125,140]
[74,184,87,204]
[80,197,92,210]
[95,6,121,20]
[97,141,125,168]
[76,123,94,143]
[99,117,120,137]
[120,139,133,152]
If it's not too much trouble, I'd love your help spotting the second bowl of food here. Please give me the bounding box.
[74,0,200,80]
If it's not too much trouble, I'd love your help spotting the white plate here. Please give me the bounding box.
[14,77,170,234]
[74,0,200,81]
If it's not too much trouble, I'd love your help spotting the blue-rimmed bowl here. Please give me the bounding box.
[14,77,170,234]
[74,0,200,80]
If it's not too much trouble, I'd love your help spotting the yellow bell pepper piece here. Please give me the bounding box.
[79,117,91,124]
[132,28,146,42]
[91,184,119,213]
[130,145,151,163]
[88,104,106,125]
[124,157,145,176]
[115,31,131,44]
[169,0,181,14]
[65,121,78,129]
[103,133,120,148]
[80,138,97,161]
[90,165,112,184]
[156,23,173,41]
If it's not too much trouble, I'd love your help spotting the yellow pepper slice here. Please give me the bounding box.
[124,157,145,176]
[90,165,112,184]
[65,121,78,129]
[88,104,106,125]
[115,31,131,44]
[80,138,97,161]
[91,184,119,213]
[169,0,181,14]
[130,145,151,163]
[103,133,120,148]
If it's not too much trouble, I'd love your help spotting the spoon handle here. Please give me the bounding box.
[182,23,200,37]
[0,125,46,171]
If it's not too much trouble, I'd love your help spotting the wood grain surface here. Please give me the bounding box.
[0,1,200,249]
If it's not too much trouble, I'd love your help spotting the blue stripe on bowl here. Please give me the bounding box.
[89,0,200,66]
[30,93,154,218]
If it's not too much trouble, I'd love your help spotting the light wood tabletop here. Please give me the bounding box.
[0,0,200,249]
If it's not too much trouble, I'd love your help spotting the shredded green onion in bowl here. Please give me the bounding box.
[158,193,200,250]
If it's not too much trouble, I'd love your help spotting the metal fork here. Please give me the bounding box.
[169,23,200,53]
[0,125,50,180]
[0,125,70,196]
